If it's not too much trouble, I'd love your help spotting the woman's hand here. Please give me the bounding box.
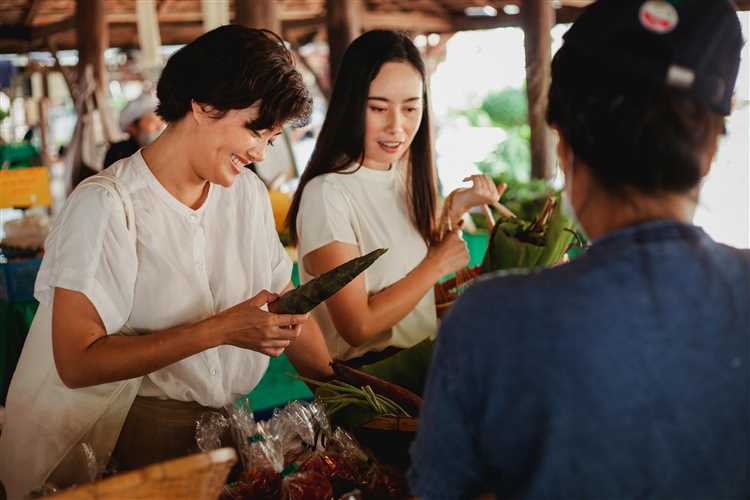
[216,290,310,357]
[426,229,469,276]
[450,175,506,215]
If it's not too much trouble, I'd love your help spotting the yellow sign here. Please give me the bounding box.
[0,167,51,208]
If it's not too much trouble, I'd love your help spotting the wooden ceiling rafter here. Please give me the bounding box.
[22,0,43,25]
[0,0,748,53]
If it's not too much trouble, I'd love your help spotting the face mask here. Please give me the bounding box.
[135,126,164,147]
[561,155,588,240]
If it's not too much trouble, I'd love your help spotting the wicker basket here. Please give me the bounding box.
[434,201,495,319]
[362,415,418,432]
[353,416,419,470]
[434,265,481,319]
[50,448,237,500]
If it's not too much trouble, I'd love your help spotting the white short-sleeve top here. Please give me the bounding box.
[35,151,292,406]
[0,151,293,498]
[296,162,437,361]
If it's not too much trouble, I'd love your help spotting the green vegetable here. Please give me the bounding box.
[271,248,387,314]
[296,376,411,429]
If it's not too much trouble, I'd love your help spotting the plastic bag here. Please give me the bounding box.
[195,411,229,452]
[281,468,333,500]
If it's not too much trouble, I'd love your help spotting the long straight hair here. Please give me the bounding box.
[287,30,438,245]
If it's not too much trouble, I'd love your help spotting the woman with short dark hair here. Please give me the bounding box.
[0,25,331,498]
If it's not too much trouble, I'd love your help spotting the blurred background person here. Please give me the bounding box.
[103,93,164,168]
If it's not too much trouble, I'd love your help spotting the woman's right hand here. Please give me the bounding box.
[214,290,310,357]
[427,230,469,277]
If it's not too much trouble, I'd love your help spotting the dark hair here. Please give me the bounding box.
[156,25,311,130]
[546,46,725,195]
[287,30,437,245]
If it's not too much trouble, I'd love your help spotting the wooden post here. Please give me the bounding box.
[202,0,230,33]
[326,0,362,84]
[37,97,50,165]
[136,0,162,70]
[75,0,107,93]
[522,0,554,180]
[235,0,281,34]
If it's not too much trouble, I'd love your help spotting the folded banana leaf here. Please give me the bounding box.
[271,248,387,314]
[481,196,575,273]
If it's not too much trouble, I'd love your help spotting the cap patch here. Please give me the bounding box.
[639,0,679,34]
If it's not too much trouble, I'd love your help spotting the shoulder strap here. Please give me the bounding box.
[77,172,138,335]
[78,172,136,242]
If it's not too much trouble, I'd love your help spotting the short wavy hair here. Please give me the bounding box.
[156,25,311,130]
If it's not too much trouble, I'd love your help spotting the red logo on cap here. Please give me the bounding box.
[639,0,679,34]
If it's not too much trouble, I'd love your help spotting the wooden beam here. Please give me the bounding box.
[363,11,452,32]
[0,25,32,40]
[34,16,75,39]
[452,6,584,31]
[76,0,107,93]
[0,17,75,42]
[235,0,281,34]
[326,0,363,83]
[23,0,43,26]
[106,12,204,23]
[522,0,555,180]
[157,0,174,15]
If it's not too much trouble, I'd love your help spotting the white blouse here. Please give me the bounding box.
[296,162,437,361]
[0,151,292,498]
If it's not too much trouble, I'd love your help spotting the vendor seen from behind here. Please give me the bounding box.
[410,0,749,499]
[0,26,332,499]
[103,92,165,168]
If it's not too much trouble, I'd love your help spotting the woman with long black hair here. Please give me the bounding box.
[288,30,503,364]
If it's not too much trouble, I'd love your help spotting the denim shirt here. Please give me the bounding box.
[410,221,750,500]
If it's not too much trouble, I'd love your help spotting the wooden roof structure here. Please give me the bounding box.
[6,0,749,53]
[3,0,747,180]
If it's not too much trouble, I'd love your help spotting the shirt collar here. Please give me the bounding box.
[134,150,214,220]
[588,219,708,256]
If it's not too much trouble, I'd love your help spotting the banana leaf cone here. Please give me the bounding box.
[271,248,387,314]
[481,196,575,273]
[536,197,577,267]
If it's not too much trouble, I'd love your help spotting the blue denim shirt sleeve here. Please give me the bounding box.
[409,288,487,500]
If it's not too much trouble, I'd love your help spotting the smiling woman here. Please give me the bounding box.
[286,30,504,365]
[0,25,332,499]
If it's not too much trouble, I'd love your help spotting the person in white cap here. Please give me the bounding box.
[103,93,164,168]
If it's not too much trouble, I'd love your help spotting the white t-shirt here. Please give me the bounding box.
[0,151,292,498]
[297,162,437,361]
[42,151,292,404]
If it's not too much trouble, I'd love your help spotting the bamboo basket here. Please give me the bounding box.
[50,448,237,500]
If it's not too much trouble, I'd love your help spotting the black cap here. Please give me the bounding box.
[558,0,744,116]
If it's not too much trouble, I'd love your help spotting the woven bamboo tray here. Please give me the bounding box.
[50,447,237,500]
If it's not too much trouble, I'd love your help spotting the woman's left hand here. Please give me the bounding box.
[450,175,506,215]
